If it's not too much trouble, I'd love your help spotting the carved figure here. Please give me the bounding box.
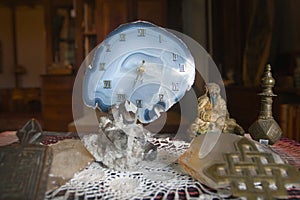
[190,83,244,135]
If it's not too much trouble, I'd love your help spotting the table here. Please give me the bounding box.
[43,134,300,200]
[1,131,300,199]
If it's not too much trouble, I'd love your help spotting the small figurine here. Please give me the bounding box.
[190,83,244,135]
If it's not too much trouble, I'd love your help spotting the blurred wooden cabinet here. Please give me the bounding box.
[42,0,168,131]
[75,0,167,70]
[45,0,169,71]
[41,75,74,131]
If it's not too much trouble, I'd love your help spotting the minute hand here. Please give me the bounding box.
[132,60,146,89]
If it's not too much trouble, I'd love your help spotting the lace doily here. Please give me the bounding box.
[45,162,241,200]
[44,137,300,200]
[45,137,239,200]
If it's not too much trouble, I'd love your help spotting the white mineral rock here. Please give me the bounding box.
[82,108,157,171]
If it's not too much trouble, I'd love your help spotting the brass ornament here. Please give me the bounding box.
[179,133,300,199]
[249,64,282,144]
[204,137,300,200]
[0,119,52,199]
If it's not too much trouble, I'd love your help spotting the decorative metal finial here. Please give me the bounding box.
[249,65,282,145]
[258,64,276,120]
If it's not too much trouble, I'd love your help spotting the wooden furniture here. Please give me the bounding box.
[211,0,300,141]
[42,0,171,132]
[75,0,168,72]
[41,75,74,131]
[46,0,169,73]
[44,0,76,72]
[0,88,41,113]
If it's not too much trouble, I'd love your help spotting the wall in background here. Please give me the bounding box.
[0,6,14,88]
[0,5,46,88]
[276,0,300,54]
[182,0,207,49]
[0,1,207,89]
[16,5,46,88]
[268,0,300,76]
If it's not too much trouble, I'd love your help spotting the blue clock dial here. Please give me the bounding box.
[83,21,195,123]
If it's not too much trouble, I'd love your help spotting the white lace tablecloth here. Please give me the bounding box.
[45,136,238,200]
[45,161,239,200]
[44,136,300,200]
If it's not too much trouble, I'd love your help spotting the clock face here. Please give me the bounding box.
[83,21,195,123]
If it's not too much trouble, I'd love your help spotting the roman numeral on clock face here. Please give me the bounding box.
[105,44,111,52]
[173,53,178,61]
[119,33,126,41]
[137,28,145,37]
[136,99,143,108]
[179,63,185,72]
[117,93,126,101]
[172,82,179,91]
[99,63,105,71]
[103,80,111,89]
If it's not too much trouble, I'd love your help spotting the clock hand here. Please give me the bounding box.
[132,60,146,89]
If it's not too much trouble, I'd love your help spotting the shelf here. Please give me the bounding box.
[275,87,300,96]
[59,38,75,43]
[83,31,97,36]
[226,85,300,96]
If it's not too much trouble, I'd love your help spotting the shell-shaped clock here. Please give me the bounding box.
[83,21,195,123]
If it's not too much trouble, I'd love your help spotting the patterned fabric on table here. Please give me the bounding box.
[271,138,300,170]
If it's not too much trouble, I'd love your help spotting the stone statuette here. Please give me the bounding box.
[189,83,244,135]
[249,64,282,144]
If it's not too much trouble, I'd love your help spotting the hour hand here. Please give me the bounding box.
[133,60,146,88]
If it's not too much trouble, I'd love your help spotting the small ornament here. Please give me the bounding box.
[0,119,52,199]
[189,83,244,135]
[249,64,282,144]
[178,134,300,199]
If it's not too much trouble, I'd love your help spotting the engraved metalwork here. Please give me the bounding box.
[17,118,43,145]
[249,65,282,144]
[0,119,52,200]
[204,137,300,200]
[0,146,52,199]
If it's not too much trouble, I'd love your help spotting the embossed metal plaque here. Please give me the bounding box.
[0,145,52,199]
[179,134,300,199]
[0,119,52,199]
[204,137,300,199]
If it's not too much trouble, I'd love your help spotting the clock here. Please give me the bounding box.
[83,21,195,123]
